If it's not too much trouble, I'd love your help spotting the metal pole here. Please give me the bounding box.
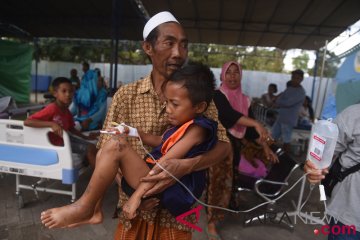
[311,50,319,103]
[315,40,328,118]
[114,39,119,91]
[109,40,113,91]
[34,38,39,103]
[112,0,121,93]
[320,78,330,119]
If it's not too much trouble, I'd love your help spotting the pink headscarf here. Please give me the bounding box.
[219,61,250,139]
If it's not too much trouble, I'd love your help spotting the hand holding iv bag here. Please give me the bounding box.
[306,119,339,169]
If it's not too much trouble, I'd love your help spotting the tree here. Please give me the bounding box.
[34,38,288,73]
[292,50,309,72]
[188,44,247,67]
[309,50,340,78]
[241,47,285,72]
[189,45,285,72]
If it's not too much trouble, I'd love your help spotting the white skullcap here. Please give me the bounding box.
[143,11,179,40]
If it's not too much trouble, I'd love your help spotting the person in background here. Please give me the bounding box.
[212,61,277,238]
[94,68,107,89]
[96,11,231,240]
[82,61,90,76]
[297,96,315,130]
[71,63,107,131]
[69,68,80,90]
[214,61,277,167]
[260,83,278,126]
[24,77,97,168]
[304,103,360,240]
[271,69,306,154]
[261,83,278,108]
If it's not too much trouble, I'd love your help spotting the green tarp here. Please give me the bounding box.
[0,40,33,103]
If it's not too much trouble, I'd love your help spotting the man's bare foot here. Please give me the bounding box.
[41,203,93,229]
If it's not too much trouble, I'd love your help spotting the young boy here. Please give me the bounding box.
[24,77,97,167]
[40,63,218,229]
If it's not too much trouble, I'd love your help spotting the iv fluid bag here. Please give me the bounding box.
[306,119,339,169]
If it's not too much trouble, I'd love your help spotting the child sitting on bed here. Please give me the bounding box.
[40,63,218,229]
[24,77,97,167]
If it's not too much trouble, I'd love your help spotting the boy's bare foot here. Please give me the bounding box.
[122,199,141,220]
[66,199,104,228]
[41,203,93,229]
[67,209,104,228]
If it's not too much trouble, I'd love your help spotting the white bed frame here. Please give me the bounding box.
[0,119,86,207]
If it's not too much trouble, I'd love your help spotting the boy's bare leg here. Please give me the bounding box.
[116,141,159,219]
[40,136,150,228]
[122,181,156,219]
[67,146,108,228]
[67,146,105,228]
[120,150,165,219]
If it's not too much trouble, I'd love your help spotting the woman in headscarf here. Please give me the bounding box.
[206,61,277,239]
[71,65,108,131]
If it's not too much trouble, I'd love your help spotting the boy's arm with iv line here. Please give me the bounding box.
[103,123,162,147]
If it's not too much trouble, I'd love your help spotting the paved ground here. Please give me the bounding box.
[0,152,328,240]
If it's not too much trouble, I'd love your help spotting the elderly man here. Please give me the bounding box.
[96,12,231,239]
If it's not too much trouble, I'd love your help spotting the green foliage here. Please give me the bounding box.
[35,38,287,72]
[37,38,107,62]
[309,50,340,78]
[292,50,310,71]
[241,47,285,72]
[189,45,285,72]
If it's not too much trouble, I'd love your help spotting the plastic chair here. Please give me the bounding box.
[251,103,268,125]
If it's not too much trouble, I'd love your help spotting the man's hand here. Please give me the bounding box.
[140,158,193,197]
[304,160,329,184]
[138,198,160,211]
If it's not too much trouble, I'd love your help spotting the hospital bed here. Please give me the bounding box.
[0,96,45,119]
[0,119,87,208]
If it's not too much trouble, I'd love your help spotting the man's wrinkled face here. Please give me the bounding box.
[148,23,188,79]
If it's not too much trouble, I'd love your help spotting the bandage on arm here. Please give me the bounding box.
[100,123,139,137]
